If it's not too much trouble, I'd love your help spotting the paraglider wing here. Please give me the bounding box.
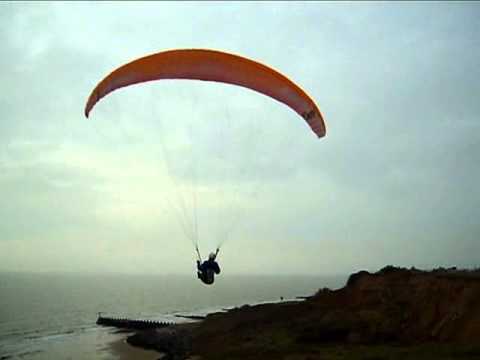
[84,49,326,138]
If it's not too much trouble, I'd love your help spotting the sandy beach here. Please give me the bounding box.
[107,335,161,360]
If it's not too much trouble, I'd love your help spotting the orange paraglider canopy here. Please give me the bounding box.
[84,49,326,138]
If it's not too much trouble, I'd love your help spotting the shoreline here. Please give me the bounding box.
[107,332,163,360]
[109,299,304,358]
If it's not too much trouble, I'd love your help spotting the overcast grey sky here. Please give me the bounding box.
[1,1,479,275]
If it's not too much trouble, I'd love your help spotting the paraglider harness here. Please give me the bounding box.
[196,247,220,285]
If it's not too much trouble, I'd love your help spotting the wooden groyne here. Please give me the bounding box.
[96,315,173,330]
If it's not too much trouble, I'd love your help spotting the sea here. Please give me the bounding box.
[0,272,347,359]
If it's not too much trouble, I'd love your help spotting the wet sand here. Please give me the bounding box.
[107,335,161,359]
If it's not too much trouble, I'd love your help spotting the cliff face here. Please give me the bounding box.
[190,267,480,358]
[305,267,480,344]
